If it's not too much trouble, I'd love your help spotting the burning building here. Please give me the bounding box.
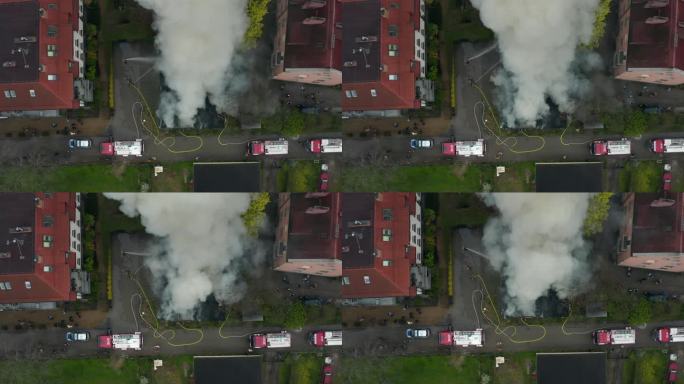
[273,193,429,301]
[617,193,684,272]
[0,0,90,114]
[0,193,89,310]
[614,0,684,85]
[272,0,343,86]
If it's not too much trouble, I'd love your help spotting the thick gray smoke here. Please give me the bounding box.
[106,193,261,319]
[471,0,600,126]
[135,0,247,127]
[481,194,592,315]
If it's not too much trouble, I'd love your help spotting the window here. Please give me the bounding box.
[370,89,377,97]
[48,3,57,9]
[412,235,416,244]
[388,25,398,37]
[72,229,76,237]
[42,215,53,227]
[47,74,58,81]
[43,265,53,272]
[47,25,58,37]
[0,282,5,290]
[363,275,371,285]
[3,90,16,99]
[383,208,393,220]
[3,281,11,290]
[29,89,36,98]
[350,90,358,98]
[416,38,421,46]
[412,223,416,231]
[47,44,57,57]
[341,276,350,285]
[382,260,392,267]
[390,2,399,8]
[388,44,398,56]
[42,235,53,248]
[24,281,31,289]
[345,90,358,98]
[382,228,392,241]
[389,74,398,81]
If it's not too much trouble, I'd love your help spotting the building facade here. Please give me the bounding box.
[272,0,343,86]
[617,193,684,272]
[0,0,88,114]
[0,192,88,309]
[614,0,684,85]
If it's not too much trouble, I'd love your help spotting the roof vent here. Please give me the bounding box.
[644,0,669,8]
[301,0,326,10]
[343,61,358,67]
[2,61,17,68]
[38,8,46,17]
[645,16,669,24]
[39,64,45,72]
[380,7,389,17]
[303,17,326,25]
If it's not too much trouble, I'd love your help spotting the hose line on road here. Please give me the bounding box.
[129,273,205,347]
[471,83,546,155]
[216,113,250,146]
[560,123,592,146]
[128,81,204,154]
[560,304,595,336]
[474,274,547,344]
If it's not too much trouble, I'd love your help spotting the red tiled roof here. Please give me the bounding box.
[341,0,420,111]
[286,193,342,260]
[342,193,418,298]
[630,193,684,255]
[0,192,77,304]
[624,0,684,71]
[282,0,342,70]
[0,0,81,112]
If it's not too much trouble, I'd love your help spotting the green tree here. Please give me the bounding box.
[241,193,270,237]
[245,0,270,46]
[624,110,647,137]
[583,193,612,237]
[285,301,307,329]
[586,0,612,48]
[283,109,305,138]
[628,298,652,326]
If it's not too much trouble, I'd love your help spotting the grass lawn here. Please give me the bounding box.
[618,161,661,192]
[279,354,324,384]
[438,193,492,229]
[336,354,535,384]
[277,160,320,192]
[0,162,193,192]
[443,1,494,44]
[0,355,193,384]
[622,349,676,384]
[334,162,535,192]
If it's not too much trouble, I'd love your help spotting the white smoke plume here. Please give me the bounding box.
[471,0,600,126]
[106,193,260,319]
[135,0,247,127]
[481,194,592,315]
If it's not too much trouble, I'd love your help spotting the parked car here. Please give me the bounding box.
[68,138,92,149]
[664,171,672,192]
[65,330,90,342]
[405,328,431,338]
[668,361,678,383]
[322,357,333,384]
[409,139,434,149]
[320,172,329,192]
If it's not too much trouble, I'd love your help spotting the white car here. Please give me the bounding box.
[68,138,92,149]
[406,328,431,338]
[66,331,90,342]
[410,139,434,149]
